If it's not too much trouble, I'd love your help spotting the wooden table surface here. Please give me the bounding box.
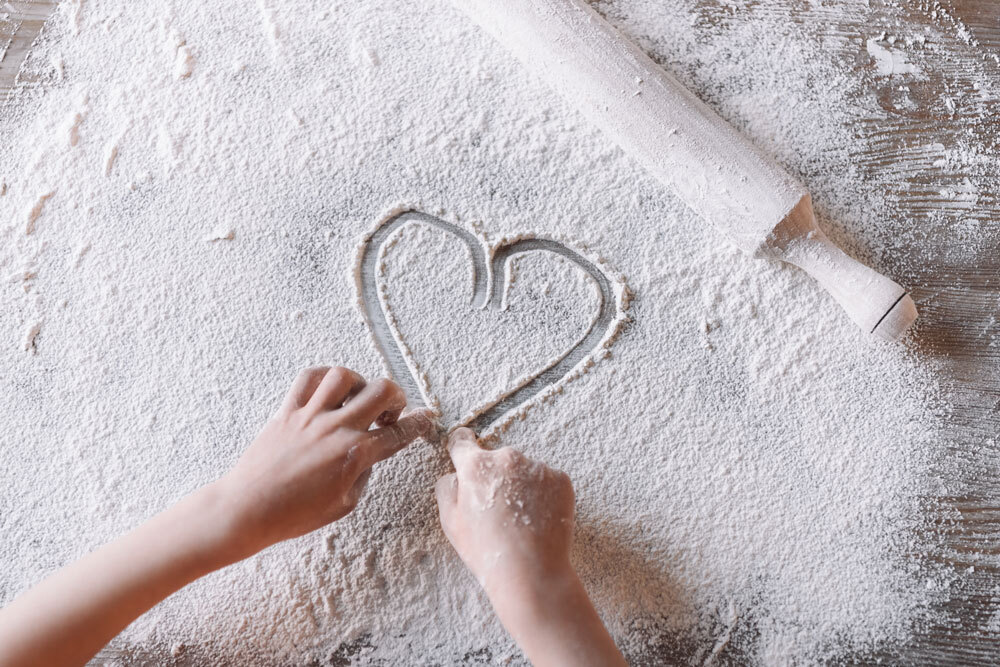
[3,1,998,664]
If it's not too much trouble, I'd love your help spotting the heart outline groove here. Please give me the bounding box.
[356,209,626,433]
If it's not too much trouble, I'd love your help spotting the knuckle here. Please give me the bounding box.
[327,366,353,384]
[292,367,320,387]
[372,378,402,400]
[495,447,521,469]
[401,416,423,440]
[333,365,358,378]
[410,410,433,430]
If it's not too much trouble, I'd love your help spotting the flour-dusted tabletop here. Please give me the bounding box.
[2,1,999,664]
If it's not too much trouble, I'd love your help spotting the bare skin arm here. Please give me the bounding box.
[436,428,627,667]
[0,366,435,667]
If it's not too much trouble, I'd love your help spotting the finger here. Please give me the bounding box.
[356,410,437,468]
[435,473,459,534]
[446,427,482,475]
[375,405,403,428]
[304,366,366,416]
[280,366,330,412]
[346,468,372,508]
[336,377,406,430]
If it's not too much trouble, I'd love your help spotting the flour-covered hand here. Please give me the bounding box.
[435,428,624,667]
[217,366,436,559]
[435,428,575,592]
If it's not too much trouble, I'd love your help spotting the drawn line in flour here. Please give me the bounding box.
[356,209,624,433]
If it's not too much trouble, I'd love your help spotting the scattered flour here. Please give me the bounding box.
[866,38,921,76]
[0,0,991,664]
[205,226,236,242]
[174,45,195,80]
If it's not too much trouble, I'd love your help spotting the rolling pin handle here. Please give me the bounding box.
[762,196,918,342]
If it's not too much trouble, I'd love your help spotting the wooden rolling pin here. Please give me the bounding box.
[450,0,917,341]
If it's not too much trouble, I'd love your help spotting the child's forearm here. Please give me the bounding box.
[0,368,430,667]
[0,482,241,667]
[489,566,627,667]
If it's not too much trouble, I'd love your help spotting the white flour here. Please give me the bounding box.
[866,38,921,76]
[379,222,601,424]
[0,0,987,664]
[358,209,628,435]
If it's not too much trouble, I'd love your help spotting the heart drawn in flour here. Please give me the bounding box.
[356,210,627,433]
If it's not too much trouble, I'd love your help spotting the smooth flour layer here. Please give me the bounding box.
[0,0,976,664]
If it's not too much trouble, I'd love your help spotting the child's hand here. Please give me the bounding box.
[216,366,435,559]
[0,366,437,667]
[435,429,626,667]
[435,428,575,603]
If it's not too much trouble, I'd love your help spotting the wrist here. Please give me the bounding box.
[178,481,261,570]
[485,558,580,628]
[488,565,625,667]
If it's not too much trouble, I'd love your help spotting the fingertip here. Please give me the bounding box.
[445,427,482,472]
[375,407,403,428]
[409,409,440,439]
[362,409,439,467]
[339,377,406,429]
[397,409,439,444]
[447,427,476,447]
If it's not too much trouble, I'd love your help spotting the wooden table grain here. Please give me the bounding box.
[0,1,51,97]
[2,1,998,664]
